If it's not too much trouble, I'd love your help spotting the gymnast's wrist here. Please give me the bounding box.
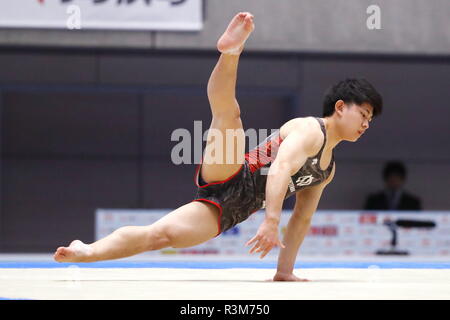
[264,214,280,225]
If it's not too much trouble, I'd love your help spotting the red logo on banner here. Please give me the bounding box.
[309,226,338,236]
[359,213,377,224]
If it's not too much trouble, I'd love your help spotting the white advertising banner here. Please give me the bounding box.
[95,209,450,257]
[0,0,203,31]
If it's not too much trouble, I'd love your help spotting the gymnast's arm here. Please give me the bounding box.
[275,163,335,277]
[246,127,322,258]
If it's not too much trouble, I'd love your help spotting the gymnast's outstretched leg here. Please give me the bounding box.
[54,201,220,262]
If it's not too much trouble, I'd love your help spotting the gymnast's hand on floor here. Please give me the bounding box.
[246,219,285,259]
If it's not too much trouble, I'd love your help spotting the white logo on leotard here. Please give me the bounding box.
[288,180,296,192]
[295,175,314,187]
[311,158,318,165]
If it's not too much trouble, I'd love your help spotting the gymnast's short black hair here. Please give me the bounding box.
[322,78,383,118]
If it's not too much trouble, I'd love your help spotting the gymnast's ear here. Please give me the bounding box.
[334,100,346,117]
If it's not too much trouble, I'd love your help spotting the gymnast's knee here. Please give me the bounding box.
[145,225,175,251]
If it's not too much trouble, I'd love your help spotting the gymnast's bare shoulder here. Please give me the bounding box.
[278,116,325,157]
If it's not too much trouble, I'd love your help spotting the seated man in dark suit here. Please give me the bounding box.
[364,161,422,211]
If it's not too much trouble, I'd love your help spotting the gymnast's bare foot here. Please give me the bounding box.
[269,272,310,282]
[217,12,255,55]
[54,240,93,263]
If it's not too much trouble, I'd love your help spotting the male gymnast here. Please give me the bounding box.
[54,12,382,281]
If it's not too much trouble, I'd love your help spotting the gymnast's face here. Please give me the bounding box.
[335,100,373,142]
